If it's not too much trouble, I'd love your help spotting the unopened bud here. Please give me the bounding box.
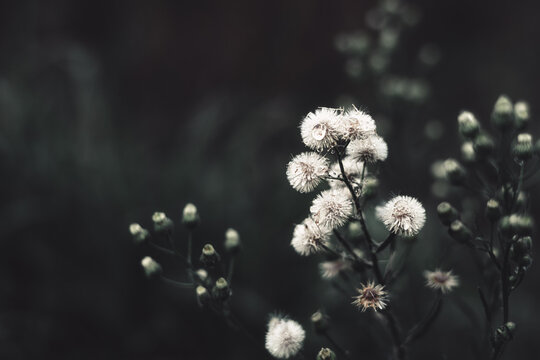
[437,202,459,226]
[492,95,514,129]
[213,277,231,301]
[200,244,220,268]
[514,101,529,129]
[461,141,476,163]
[473,133,495,158]
[495,322,516,342]
[224,228,241,255]
[129,223,149,244]
[513,133,533,161]
[317,348,337,360]
[519,254,533,269]
[311,310,330,333]
[196,285,210,305]
[444,159,466,185]
[152,212,174,233]
[195,268,209,282]
[499,214,533,237]
[486,199,502,221]
[458,111,480,138]
[348,222,363,238]
[516,236,533,253]
[182,203,200,229]
[141,256,162,278]
[449,220,473,244]
[515,191,527,209]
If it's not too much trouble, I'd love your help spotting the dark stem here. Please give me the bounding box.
[160,276,193,288]
[403,293,443,345]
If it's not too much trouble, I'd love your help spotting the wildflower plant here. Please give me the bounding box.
[129,204,247,335]
[435,95,536,359]
[285,105,447,359]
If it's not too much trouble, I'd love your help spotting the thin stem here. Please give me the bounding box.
[403,293,443,345]
[383,310,405,360]
[160,276,193,288]
[148,241,176,256]
[376,233,396,254]
[333,230,361,262]
[227,258,235,283]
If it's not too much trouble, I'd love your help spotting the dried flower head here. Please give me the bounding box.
[376,195,426,237]
[424,269,459,293]
[286,152,329,193]
[347,135,388,163]
[352,282,388,311]
[310,189,354,230]
[337,107,377,140]
[291,218,331,256]
[265,315,306,359]
[300,107,342,151]
[319,258,352,279]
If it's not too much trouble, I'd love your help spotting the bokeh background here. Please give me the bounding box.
[1,0,539,359]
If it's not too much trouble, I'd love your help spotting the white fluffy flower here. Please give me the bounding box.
[424,269,459,294]
[328,157,365,189]
[265,316,305,359]
[310,189,354,229]
[376,195,426,237]
[336,107,377,140]
[286,152,329,193]
[347,135,388,163]
[291,218,331,255]
[300,107,342,151]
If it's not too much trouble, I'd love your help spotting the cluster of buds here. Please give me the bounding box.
[436,95,536,359]
[130,204,241,316]
[335,0,437,105]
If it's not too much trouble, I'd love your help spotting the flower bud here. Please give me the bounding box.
[514,101,529,129]
[473,133,495,158]
[495,322,516,343]
[195,268,209,284]
[515,191,527,209]
[200,244,220,268]
[196,285,210,306]
[348,222,363,238]
[317,348,337,360]
[437,202,459,226]
[458,111,480,138]
[519,254,533,269]
[152,212,174,233]
[129,223,149,244]
[461,141,476,163]
[224,228,241,255]
[141,256,162,278]
[311,310,330,334]
[515,236,533,253]
[182,203,200,229]
[513,133,533,161]
[485,199,502,222]
[443,159,466,185]
[492,95,513,129]
[448,220,473,244]
[499,214,533,237]
[213,277,231,301]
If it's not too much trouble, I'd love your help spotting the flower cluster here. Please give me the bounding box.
[435,95,537,358]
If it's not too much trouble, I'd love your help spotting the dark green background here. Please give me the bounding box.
[1,0,539,358]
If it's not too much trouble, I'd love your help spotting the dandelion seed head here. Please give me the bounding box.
[337,107,377,141]
[376,195,426,237]
[424,269,459,293]
[347,135,388,163]
[286,152,329,193]
[291,217,331,256]
[265,316,306,359]
[300,108,341,151]
[352,282,388,311]
[310,189,354,230]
